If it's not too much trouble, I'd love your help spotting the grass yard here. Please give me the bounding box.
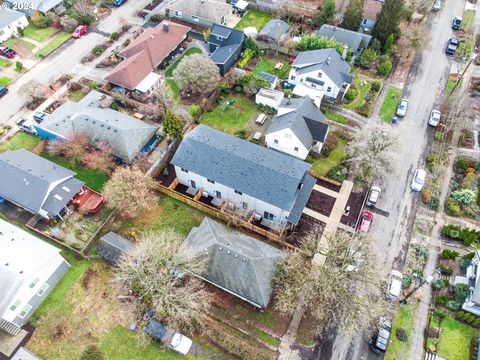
[0,132,41,152]
[446,74,462,95]
[380,86,402,123]
[0,77,12,86]
[309,139,346,177]
[324,111,348,124]
[344,77,382,117]
[68,90,87,102]
[462,10,475,34]
[234,10,272,31]
[200,94,258,135]
[437,316,477,360]
[36,32,71,58]
[0,58,13,68]
[40,152,109,192]
[253,55,291,80]
[457,36,473,59]
[165,47,202,77]
[5,37,36,50]
[384,302,417,360]
[24,24,57,42]
[166,79,180,101]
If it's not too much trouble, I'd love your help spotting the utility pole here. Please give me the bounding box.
[400,269,439,306]
[450,58,474,96]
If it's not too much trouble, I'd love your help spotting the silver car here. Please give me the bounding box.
[428,110,441,127]
[411,169,426,192]
[396,99,408,117]
[366,186,381,207]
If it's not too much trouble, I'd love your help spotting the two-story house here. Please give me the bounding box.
[289,48,354,103]
[207,24,245,75]
[265,96,329,160]
[315,25,372,58]
[166,0,233,28]
[171,125,316,228]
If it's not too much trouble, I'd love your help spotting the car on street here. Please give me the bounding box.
[432,0,441,11]
[358,211,374,232]
[15,118,38,135]
[72,25,88,38]
[33,111,47,123]
[366,185,381,207]
[0,45,17,58]
[452,16,462,30]
[411,168,426,191]
[396,98,408,117]
[114,0,127,6]
[386,270,403,301]
[445,37,459,55]
[0,86,8,98]
[369,319,392,354]
[428,109,441,127]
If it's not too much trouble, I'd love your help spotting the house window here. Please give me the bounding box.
[317,72,322,78]
[363,19,367,25]
[242,202,248,210]
[207,179,215,184]
[18,305,32,319]
[174,10,182,17]
[294,147,299,152]
[311,83,316,88]
[181,168,189,173]
[299,78,304,82]
[192,15,199,22]
[215,191,222,199]
[37,283,49,297]
[274,139,279,144]
[29,278,40,289]
[327,87,332,92]
[9,300,21,311]
[290,75,296,81]
[190,180,196,189]
[234,190,242,195]
[263,211,274,221]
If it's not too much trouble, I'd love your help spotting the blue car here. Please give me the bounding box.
[445,37,459,55]
[0,86,8,99]
[114,0,127,6]
[452,16,462,30]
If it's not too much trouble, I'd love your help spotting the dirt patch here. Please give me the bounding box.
[306,190,336,217]
[340,191,366,227]
[9,39,34,58]
[286,214,325,246]
[156,163,176,187]
[316,178,341,193]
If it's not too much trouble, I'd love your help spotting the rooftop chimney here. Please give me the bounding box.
[163,21,169,32]
[326,56,331,65]
[342,45,348,60]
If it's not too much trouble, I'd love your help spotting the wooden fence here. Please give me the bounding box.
[31,140,46,155]
[308,170,343,187]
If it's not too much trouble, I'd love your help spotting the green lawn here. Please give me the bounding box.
[324,111,348,124]
[380,86,402,123]
[0,132,41,152]
[457,36,473,59]
[68,90,87,102]
[309,139,346,176]
[437,316,477,360]
[40,152,109,192]
[234,10,272,31]
[0,58,13,68]
[200,94,258,135]
[462,10,475,34]
[165,47,202,77]
[0,77,12,86]
[253,55,291,80]
[446,74,462,95]
[36,32,71,58]
[385,302,417,360]
[5,37,36,50]
[24,24,57,42]
[344,77,382,117]
[166,79,180,101]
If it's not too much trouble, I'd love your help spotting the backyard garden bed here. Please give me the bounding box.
[343,77,383,117]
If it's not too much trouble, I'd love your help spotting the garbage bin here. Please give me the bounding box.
[392,117,397,124]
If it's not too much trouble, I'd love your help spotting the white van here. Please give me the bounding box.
[387,270,403,301]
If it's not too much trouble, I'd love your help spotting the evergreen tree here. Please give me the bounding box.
[162,110,184,139]
[342,0,364,31]
[372,0,404,44]
[319,0,336,26]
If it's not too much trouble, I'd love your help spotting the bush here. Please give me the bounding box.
[452,189,475,205]
[357,48,378,69]
[15,61,23,72]
[163,168,169,177]
[439,264,453,275]
[370,80,382,92]
[321,134,338,157]
[110,102,119,110]
[402,275,412,288]
[189,104,200,117]
[456,310,465,319]
[88,81,98,90]
[91,46,104,55]
[60,15,78,32]
[441,249,459,260]
[110,32,120,41]
[446,301,460,311]
[238,48,254,69]
[421,190,432,204]
[434,310,446,320]
[17,26,25,36]
[427,196,440,211]
[445,198,461,216]
[473,318,480,328]
[326,165,346,182]
[434,131,444,141]
[456,159,470,172]
[396,328,408,342]
[234,86,242,93]
[415,245,428,259]
[235,129,247,139]
[454,283,469,304]
[344,87,358,103]
[433,279,447,290]
[435,295,451,306]
[377,57,393,76]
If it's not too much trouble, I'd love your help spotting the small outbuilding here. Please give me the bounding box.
[96,232,135,265]
[255,87,285,110]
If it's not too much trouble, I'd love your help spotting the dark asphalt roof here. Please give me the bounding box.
[315,25,372,51]
[261,19,289,39]
[208,24,244,64]
[96,232,135,265]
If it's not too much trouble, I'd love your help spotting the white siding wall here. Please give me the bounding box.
[0,14,29,43]
[289,68,342,99]
[255,91,284,110]
[265,128,309,160]
[174,166,290,224]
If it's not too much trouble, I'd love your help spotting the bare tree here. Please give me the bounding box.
[345,128,397,187]
[73,0,93,17]
[173,54,221,95]
[275,0,296,22]
[115,230,211,332]
[82,141,114,173]
[101,166,156,218]
[46,134,90,163]
[20,80,43,104]
[274,229,389,337]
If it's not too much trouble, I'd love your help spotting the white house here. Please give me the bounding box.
[171,125,316,229]
[0,9,29,43]
[265,96,329,160]
[289,48,354,103]
[0,219,70,336]
[255,87,284,110]
[461,250,480,316]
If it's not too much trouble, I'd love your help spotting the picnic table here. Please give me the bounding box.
[274,62,284,70]
[253,132,262,141]
[255,113,266,125]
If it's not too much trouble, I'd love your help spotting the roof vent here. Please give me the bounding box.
[326,57,331,65]
[5,263,9,266]
[226,250,231,255]
[218,246,223,251]
[163,22,169,32]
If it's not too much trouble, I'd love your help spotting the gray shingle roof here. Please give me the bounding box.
[267,96,329,148]
[168,0,232,23]
[287,174,316,224]
[208,24,244,64]
[0,149,83,216]
[180,217,284,308]
[11,347,41,360]
[37,91,158,162]
[315,25,372,51]
[171,125,313,213]
[0,9,25,29]
[261,19,289,39]
[293,48,354,87]
[96,232,135,265]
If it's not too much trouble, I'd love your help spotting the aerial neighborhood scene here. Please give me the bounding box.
[1,0,480,359]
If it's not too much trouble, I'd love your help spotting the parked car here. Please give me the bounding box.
[33,111,47,124]
[0,86,8,99]
[369,319,392,354]
[452,16,462,30]
[72,25,88,39]
[0,45,16,58]
[410,168,426,191]
[386,270,403,301]
[358,211,374,232]
[432,0,441,11]
[15,119,37,135]
[366,185,381,207]
[445,37,459,55]
[396,99,408,117]
[143,318,193,355]
[114,0,127,6]
[428,109,441,127]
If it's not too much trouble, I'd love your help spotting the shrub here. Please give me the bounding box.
[415,245,428,259]
[473,318,480,328]
[441,249,459,260]
[413,268,424,278]
[452,189,475,205]
[189,104,200,117]
[446,301,460,311]
[456,310,465,319]
[426,326,439,338]
[371,80,382,92]
[110,102,118,110]
[234,86,242,93]
[357,48,378,69]
[60,15,78,32]
[456,159,470,172]
[110,32,120,41]
[396,328,408,342]
[427,196,440,211]
[15,61,23,72]
[445,198,460,216]
[88,81,98,90]
[454,283,469,304]
[238,48,254,69]
[91,46,103,55]
[326,165,346,182]
[377,57,393,76]
[17,26,25,36]
[321,134,338,156]
[435,295,451,306]
[434,131,444,141]
[402,275,412,288]
[463,312,472,321]
[467,314,476,324]
[434,310,446,319]
[235,129,247,139]
[433,279,447,290]
[421,190,432,204]
[344,87,358,103]
[162,168,169,177]
[439,264,453,275]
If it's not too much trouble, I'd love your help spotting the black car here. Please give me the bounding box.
[452,16,462,30]
[369,319,392,355]
[0,86,8,98]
